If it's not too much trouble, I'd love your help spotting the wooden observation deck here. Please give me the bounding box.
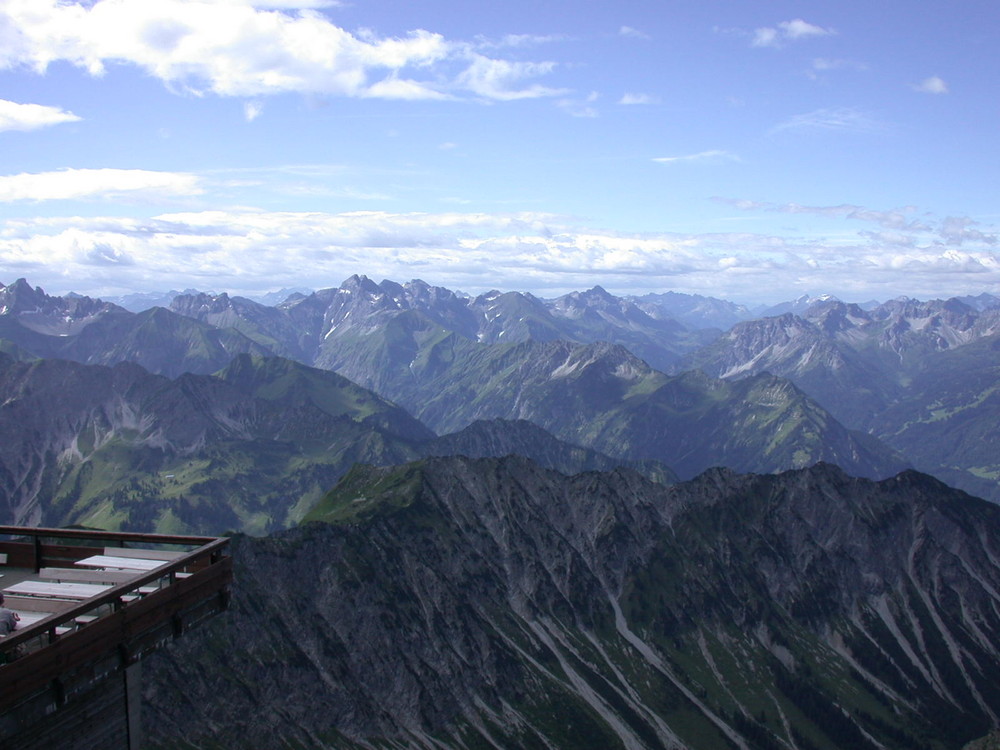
[0,526,232,749]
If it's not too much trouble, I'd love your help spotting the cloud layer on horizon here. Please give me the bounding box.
[2,206,998,303]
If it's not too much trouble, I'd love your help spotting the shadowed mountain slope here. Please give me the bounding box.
[375,337,908,481]
[144,455,1000,749]
[0,353,667,533]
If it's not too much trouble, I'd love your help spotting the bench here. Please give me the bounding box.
[3,595,77,614]
[9,611,73,635]
[76,554,167,571]
[102,546,185,561]
[4,596,79,632]
[3,580,110,600]
[39,567,138,585]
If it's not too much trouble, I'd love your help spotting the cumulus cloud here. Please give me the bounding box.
[0,0,563,102]
[0,99,81,132]
[455,55,566,100]
[0,168,202,202]
[752,19,834,48]
[653,150,739,164]
[913,76,948,94]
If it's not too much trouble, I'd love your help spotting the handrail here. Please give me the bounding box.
[0,536,230,658]
[0,526,219,547]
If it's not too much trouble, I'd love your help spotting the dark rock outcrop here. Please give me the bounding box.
[144,456,1000,749]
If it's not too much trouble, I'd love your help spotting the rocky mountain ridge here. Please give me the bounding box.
[143,455,1000,749]
[685,297,1000,500]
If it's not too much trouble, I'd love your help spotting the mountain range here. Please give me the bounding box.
[8,273,1000,506]
[3,274,1000,747]
[685,297,1000,500]
[141,455,1000,749]
[0,277,918,534]
[0,351,678,534]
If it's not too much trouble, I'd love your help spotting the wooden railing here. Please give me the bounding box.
[0,527,232,712]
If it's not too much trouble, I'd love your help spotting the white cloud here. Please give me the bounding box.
[456,55,566,101]
[249,1,342,7]
[4,208,1000,303]
[619,26,650,40]
[0,99,81,132]
[752,19,834,48]
[0,0,563,102]
[751,27,779,48]
[0,168,202,202]
[811,58,867,73]
[243,100,263,121]
[913,75,948,94]
[938,216,996,245]
[716,197,997,249]
[653,150,739,164]
[619,92,658,105]
[557,91,599,118]
[771,107,885,134]
[780,19,831,40]
[475,33,566,50]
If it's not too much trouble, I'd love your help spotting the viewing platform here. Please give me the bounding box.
[0,526,232,749]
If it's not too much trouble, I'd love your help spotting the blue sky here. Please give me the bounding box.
[0,0,997,304]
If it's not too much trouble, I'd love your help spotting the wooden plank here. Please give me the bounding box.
[2,595,77,613]
[75,554,168,571]
[39,567,138,584]
[102,547,185,561]
[3,580,110,600]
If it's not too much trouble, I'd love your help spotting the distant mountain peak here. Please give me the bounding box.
[341,274,381,296]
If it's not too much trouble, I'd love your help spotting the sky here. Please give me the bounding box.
[0,0,998,305]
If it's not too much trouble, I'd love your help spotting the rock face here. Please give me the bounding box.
[144,456,1000,749]
[869,332,1000,503]
[686,299,1000,501]
[687,297,1000,430]
[0,278,126,335]
[186,275,711,374]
